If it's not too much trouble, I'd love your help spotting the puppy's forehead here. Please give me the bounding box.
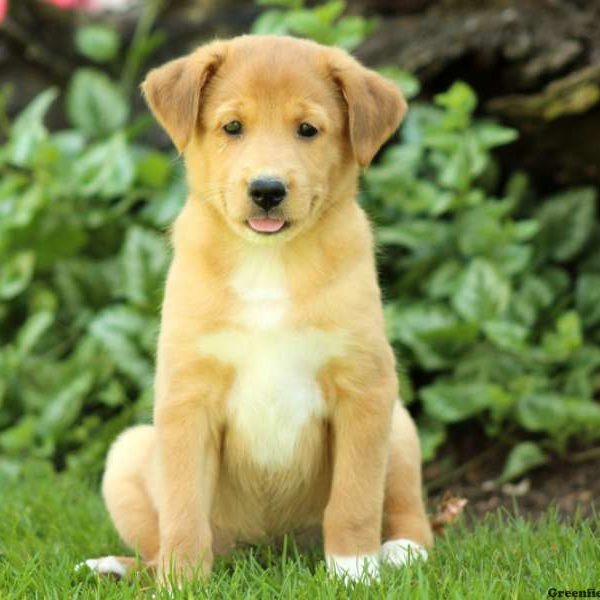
[209,37,339,107]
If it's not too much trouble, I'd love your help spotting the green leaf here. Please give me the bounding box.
[98,380,127,407]
[251,9,290,35]
[510,219,539,242]
[66,68,129,138]
[75,25,120,63]
[386,304,475,369]
[541,311,582,361]
[0,416,37,454]
[141,170,187,227]
[452,259,511,323]
[8,89,58,167]
[417,416,446,461]
[434,82,477,120]
[313,0,346,23]
[328,15,376,50]
[422,381,508,423]
[257,0,303,7]
[576,274,600,327]
[135,150,173,188]
[73,133,135,198]
[53,259,117,316]
[500,442,547,483]
[285,11,331,43]
[15,311,54,360]
[386,304,458,342]
[437,138,470,190]
[495,244,532,276]
[483,320,528,352]
[504,171,531,210]
[566,400,600,434]
[0,251,35,300]
[510,274,555,326]
[89,306,155,387]
[377,66,420,99]
[456,346,525,383]
[120,226,169,309]
[37,372,95,438]
[474,121,518,149]
[377,221,451,250]
[536,187,596,262]
[51,130,87,159]
[426,261,462,299]
[457,206,505,256]
[517,393,600,436]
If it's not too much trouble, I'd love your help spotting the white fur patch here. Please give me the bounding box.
[197,247,345,469]
[198,328,344,468]
[230,245,288,330]
[75,556,128,578]
[326,553,380,582]
[380,539,428,567]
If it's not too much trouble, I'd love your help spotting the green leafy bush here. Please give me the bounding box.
[0,17,182,477]
[1,1,599,481]
[252,0,377,50]
[364,83,600,474]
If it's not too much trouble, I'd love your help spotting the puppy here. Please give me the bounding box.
[94,35,432,585]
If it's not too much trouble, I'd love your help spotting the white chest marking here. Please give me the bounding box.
[196,248,345,468]
[230,246,288,330]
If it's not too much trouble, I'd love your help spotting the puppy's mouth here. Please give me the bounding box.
[247,217,288,234]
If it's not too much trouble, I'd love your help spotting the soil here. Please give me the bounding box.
[426,446,600,523]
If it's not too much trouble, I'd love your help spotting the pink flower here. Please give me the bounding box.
[46,0,88,7]
[0,0,8,23]
[0,0,133,26]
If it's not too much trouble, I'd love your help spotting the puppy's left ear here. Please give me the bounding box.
[142,40,227,153]
[329,50,407,167]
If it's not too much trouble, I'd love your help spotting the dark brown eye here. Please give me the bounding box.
[297,122,318,138]
[223,120,243,135]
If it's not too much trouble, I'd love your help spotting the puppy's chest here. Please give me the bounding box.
[196,250,344,469]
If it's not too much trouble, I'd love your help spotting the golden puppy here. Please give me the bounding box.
[89,35,432,585]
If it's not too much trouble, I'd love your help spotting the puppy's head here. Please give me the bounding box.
[143,36,406,243]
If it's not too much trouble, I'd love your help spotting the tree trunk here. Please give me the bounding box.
[355,0,600,188]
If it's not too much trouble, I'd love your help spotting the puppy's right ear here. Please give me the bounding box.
[142,41,227,153]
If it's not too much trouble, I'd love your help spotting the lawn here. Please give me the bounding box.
[0,464,597,599]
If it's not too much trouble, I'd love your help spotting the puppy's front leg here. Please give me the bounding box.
[155,397,218,586]
[323,375,395,582]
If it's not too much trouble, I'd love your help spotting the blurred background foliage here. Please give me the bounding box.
[0,0,599,483]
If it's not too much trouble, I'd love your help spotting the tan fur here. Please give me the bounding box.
[100,35,432,585]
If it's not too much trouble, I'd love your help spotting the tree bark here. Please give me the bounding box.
[355,0,600,187]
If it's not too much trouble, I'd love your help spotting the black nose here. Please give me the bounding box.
[248,177,287,211]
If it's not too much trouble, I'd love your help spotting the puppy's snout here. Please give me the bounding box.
[248,177,287,211]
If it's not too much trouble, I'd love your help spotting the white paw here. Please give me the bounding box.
[380,539,428,567]
[326,553,380,582]
[75,556,129,578]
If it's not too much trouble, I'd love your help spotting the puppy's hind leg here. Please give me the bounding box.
[79,425,159,578]
[381,404,433,568]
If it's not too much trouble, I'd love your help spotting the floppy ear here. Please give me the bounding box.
[329,51,407,167]
[142,41,227,153]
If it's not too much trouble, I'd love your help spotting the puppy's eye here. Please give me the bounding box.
[223,120,243,136]
[297,122,318,138]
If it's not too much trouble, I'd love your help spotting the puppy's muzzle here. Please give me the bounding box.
[249,177,287,212]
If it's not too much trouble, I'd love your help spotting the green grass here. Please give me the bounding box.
[0,464,598,599]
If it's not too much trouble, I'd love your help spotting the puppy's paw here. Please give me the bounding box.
[326,553,380,583]
[75,556,130,578]
[380,539,428,568]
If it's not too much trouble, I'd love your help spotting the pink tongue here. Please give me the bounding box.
[248,218,286,233]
